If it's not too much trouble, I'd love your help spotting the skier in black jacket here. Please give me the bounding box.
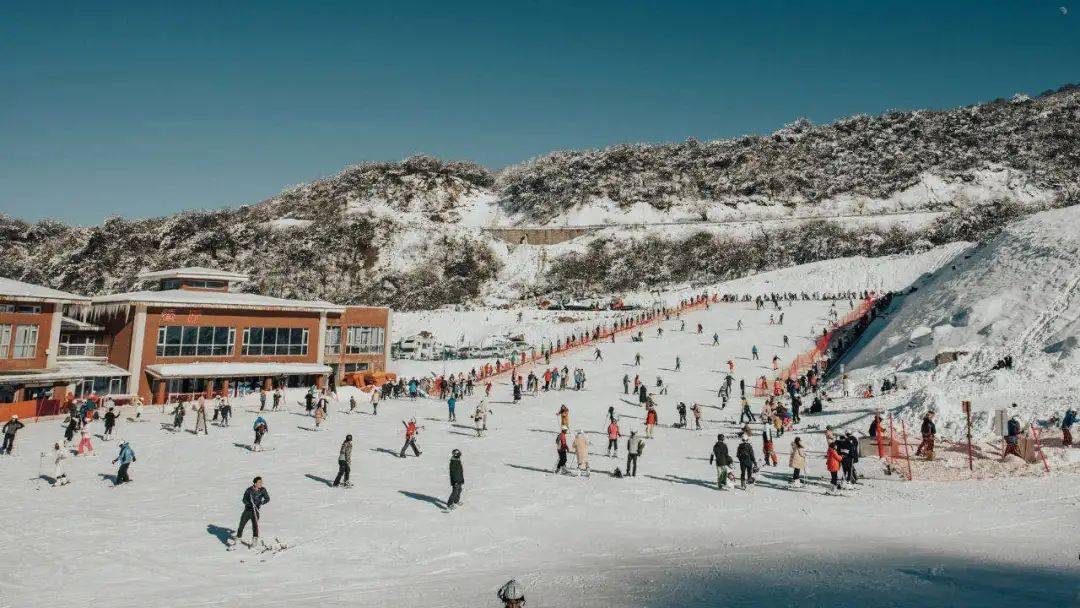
[708,434,732,490]
[102,408,117,440]
[447,449,464,510]
[736,435,757,490]
[236,477,270,547]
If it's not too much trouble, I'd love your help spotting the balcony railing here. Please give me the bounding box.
[57,344,110,358]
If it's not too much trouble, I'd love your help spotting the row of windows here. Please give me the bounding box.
[154,324,385,358]
[156,326,236,357]
[241,327,309,356]
[0,304,43,314]
[0,324,38,359]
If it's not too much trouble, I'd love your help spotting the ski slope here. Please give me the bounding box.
[2,296,1078,607]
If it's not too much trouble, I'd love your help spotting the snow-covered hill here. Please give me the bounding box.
[842,205,1080,441]
[2,86,1078,309]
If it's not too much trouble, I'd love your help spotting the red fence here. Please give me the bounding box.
[0,398,64,421]
[443,293,717,386]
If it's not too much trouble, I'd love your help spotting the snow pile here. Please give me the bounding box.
[843,205,1080,439]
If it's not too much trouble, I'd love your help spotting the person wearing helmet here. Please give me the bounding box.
[1,415,25,455]
[497,579,525,607]
[447,449,464,510]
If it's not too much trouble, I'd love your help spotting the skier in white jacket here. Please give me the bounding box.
[52,442,70,486]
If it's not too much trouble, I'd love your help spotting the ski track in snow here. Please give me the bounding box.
[2,294,1079,607]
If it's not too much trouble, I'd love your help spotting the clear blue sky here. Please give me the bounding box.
[1,1,1076,224]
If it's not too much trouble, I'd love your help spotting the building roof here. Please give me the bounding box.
[90,289,345,314]
[0,360,129,384]
[0,277,90,304]
[144,362,332,379]
[136,266,250,283]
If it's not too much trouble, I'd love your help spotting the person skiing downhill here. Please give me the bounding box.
[709,433,732,490]
[234,476,270,548]
[112,440,135,485]
[252,416,269,451]
[447,449,464,510]
[333,434,353,487]
[1,415,25,454]
[400,418,422,458]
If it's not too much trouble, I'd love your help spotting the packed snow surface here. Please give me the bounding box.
[2,293,1077,607]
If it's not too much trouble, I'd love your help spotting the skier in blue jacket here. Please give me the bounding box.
[112,441,135,484]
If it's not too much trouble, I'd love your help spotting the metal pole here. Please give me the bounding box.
[964,400,974,473]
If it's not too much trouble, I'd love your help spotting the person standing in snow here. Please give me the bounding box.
[399,418,422,458]
[622,374,630,394]
[625,430,643,477]
[736,435,757,489]
[171,402,185,430]
[739,397,755,424]
[674,355,681,371]
[607,418,621,456]
[556,404,570,429]
[447,395,457,422]
[691,403,703,430]
[572,429,589,475]
[313,402,326,430]
[272,388,282,411]
[112,440,135,484]
[193,400,209,435]
[709,433,732,490]
[371,388,380,415]
[915,411,936,459]
[789,436,806,486]
[751,345,759,360]
[473,403,489,437]
[555,426,570,474]
[447,449,464,510]
[103,407,118,441]
[235,477,270,547]
[762,429,778,467]
[1,415,25,454]
[843,431,860,484]
[76,426,95,456]
[259,389,267,411]
[594,347,603,361]
[333,434,353,487]
[826,442,844,493]
[712,332,720,346]
[64,415,77,446]
[52,442,70,486]
[645,405,658,438]
[349,395,357,414]
[1062,407,1077,446]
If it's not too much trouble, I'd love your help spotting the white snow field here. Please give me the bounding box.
[2,285,1079,607]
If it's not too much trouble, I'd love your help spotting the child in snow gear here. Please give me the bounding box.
[1,415,25,454]
[52,442,70,486]
[709,434,732,490]
[762,429,778,467]
[447,449,464,509]
[76,427,95,456]
[112,440,135,484]
[645,406,658,438]
[400,419,422,458]
[333,435,353,487]
[236,477,270,547]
